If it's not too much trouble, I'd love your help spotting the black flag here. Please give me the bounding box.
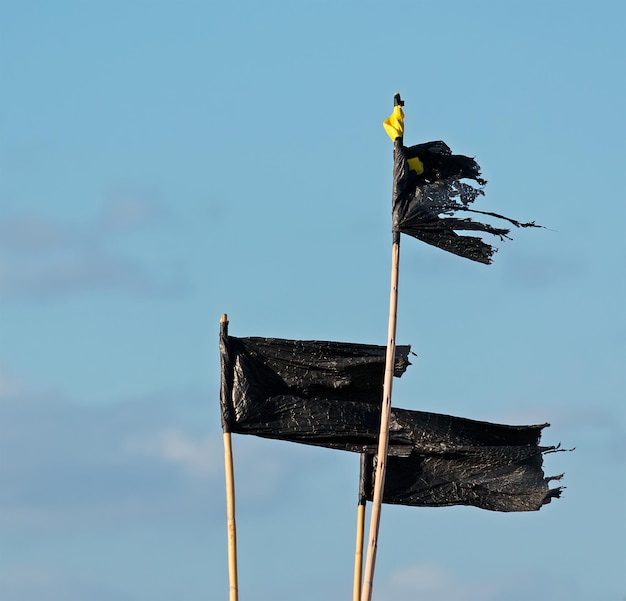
[360,411,563,512]
[220,331,414,455]
[221,330,562,510]
[384,95,539,264]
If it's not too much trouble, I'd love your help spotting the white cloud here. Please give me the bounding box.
[124,429,306,500]
[0,385,220,535]
[125,429,223,477]
[381,563,495,601]
[377,562,590,601]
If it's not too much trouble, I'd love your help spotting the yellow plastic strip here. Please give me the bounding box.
[383,105,404,141]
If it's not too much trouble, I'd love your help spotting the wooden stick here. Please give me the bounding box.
[221,314,239,601]
[353,453,373,600]
[360,236,401,601]
[223,432,239,601]
[352,498,366,601]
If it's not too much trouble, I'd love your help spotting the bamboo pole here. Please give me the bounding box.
[353,452,373,601]
[223,431,238,601]
[353,455,367,601]
[360,234,401,601]
[221,314,239,601]
[353,501,366,601]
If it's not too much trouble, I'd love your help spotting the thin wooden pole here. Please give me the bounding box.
[221,314,239,601]
[223,432,239,601]
[352,498,366,601]
[353,502,366,601]
[360,235,401,601]
[354,453,373,600]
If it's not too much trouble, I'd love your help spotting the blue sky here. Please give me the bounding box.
[1,1,625,600]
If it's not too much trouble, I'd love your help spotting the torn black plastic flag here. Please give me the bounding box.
[220,332,414,454]
[384,97,539,264]
[359,412,563,512]
[220,331,565,507]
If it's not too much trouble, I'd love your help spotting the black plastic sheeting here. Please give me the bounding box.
[220,332,413,455]
[390,117,539,264]
[360,418,563,512]
[220,333,564,512]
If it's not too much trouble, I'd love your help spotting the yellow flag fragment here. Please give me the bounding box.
[383,104,404,141]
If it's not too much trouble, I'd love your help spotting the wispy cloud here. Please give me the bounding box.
[0,250,165,299]
[379,562,586,601]
[381,563,496,601]
[124,427,304,500]
[0,566,132,601]
[125,428,223,477]
[0,384,217,535]
[0,375,313,537]
[0,214,81,253]
[96,192,166,231]
[0,198,183,301]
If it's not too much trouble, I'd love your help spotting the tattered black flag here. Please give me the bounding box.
[384,94,539,264]
[220,331,564,510]
[360,412,563,512]
[220,331,414,455]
